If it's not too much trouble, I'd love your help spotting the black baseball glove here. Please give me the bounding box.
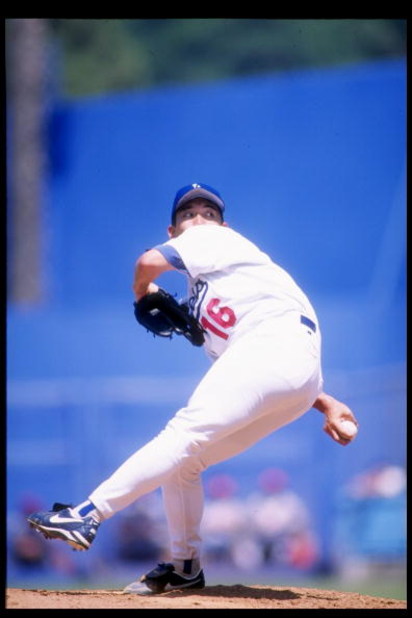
[133,288,205,347]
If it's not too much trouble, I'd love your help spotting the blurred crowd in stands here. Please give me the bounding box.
[7,463,406,585]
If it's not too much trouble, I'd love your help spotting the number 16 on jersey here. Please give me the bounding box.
[201,298,236,340]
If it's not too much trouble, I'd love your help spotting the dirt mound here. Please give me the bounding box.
[6,585,407,610]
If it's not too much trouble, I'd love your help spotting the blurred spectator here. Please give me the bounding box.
[201,473,252,568]
[7,493,81,578]
[115,493,167,563]
[335,463,406,569]
[246,468,319,570]
[345,464,406,500]
[8,494,50,570]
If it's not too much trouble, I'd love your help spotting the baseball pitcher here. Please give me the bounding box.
[27,182,359,594]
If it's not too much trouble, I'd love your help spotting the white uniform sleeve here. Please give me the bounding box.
[154,226,247,279]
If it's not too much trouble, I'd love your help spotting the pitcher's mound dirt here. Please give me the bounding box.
[6,585,407,610]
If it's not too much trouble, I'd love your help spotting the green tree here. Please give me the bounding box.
[43,18,409,98]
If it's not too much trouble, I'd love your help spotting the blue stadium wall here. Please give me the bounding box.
[7,59,406,574]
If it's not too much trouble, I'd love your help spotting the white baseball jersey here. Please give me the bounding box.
[156,225,319,360]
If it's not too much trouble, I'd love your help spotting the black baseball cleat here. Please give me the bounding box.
[27,502,100,551]
[123,562,206,595]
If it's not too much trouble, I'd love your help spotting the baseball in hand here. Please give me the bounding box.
[339,419,358,438]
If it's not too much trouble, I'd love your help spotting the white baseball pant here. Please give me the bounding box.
[89,311,323,562]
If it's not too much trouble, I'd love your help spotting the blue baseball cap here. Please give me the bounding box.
[171,183,225,224]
